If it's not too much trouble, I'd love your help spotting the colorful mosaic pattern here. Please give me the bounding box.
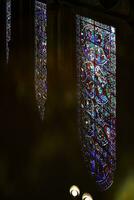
[6,0,11,63]
[35,1,47,120]
[76,15,116,191]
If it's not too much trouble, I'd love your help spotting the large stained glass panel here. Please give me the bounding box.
[6,0,11,63]
[35,1,47,120]
[76,15,116,191]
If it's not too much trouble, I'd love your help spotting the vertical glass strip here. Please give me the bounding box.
[6,0,11,63]
[76,15,116,191]
[35,1,47,120]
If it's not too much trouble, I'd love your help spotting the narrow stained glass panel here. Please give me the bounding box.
[6,0,11,63]
[76,15,116,191]
[35,1,47,120]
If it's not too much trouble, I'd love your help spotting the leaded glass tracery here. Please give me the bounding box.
[35,1,47,120]
[76,15,116,191]
[6,0,11,63]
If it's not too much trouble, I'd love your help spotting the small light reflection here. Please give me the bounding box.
[82,193,93,200]
[70,185,80,198]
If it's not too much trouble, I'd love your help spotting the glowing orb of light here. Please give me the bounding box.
[82,193,93,200]
[69,185,80,197]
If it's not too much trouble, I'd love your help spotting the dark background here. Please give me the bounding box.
[0,0,134,199]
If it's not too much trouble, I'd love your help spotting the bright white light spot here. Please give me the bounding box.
[72,190,78,197]
[111,26,115,33]
[82,193,93,200]
[69,185,80,197]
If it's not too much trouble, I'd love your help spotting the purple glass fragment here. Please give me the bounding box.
[6,0,11,63]
[35,1,47,120]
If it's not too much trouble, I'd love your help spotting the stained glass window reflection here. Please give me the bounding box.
[76,15,116,191]
[6,0,11,63]
[35,1,47,120]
